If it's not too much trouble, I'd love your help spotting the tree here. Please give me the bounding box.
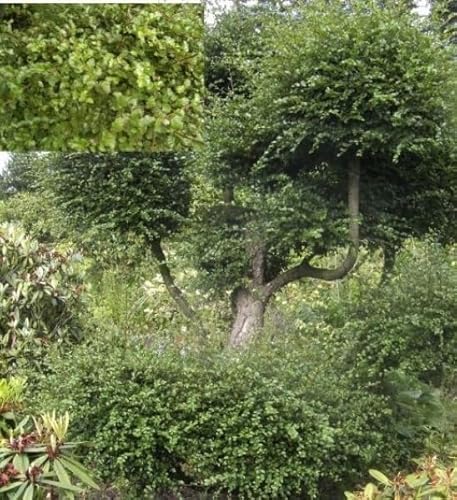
[199,0,456,345]
[0,153,42,197]
[0,4,203,151]
[37,0,456,347]
[431,0,457,44]
[45,153,195,321]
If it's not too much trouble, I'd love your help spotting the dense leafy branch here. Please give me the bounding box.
[264,158,360,298]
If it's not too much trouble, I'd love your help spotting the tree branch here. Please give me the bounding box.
[264,158,360,299]
[150,240,197,321]
[251,242,266,287]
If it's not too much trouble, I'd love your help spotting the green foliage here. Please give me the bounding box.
[205,3,278,97]
[346,454,457,499]
[204,0,456,285]
[0,224,83,376]
[0,154,39,198]
[255,0,453,163]
[26,330,428,499]
[209,0,455,171]
[83,259,229,348]
[0,378,25,438]
[188,170,349,292]
[431,0,457,45]
[0,4,203,151]
[0,412,98,499]
[0,192,69,245]
[45,152,191,245]
[317,241,457,386]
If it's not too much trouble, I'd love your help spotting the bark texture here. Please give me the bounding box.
[229,287,266,347]
[228,158,361,348]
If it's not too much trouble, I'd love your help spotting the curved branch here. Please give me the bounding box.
[264,158,360,299]
[150,240,197,321]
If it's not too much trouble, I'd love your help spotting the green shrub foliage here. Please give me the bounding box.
[0,4,203,151]
[318,241,457,387]
[30,335,424,499]
[0,224,83,376]
[46,152,191,245]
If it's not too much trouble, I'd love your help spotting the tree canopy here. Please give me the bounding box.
[5,0,456,346]
[0,4,203,151]
[205,0,456,264]
[46,153,191,243]
[199,0,457,343]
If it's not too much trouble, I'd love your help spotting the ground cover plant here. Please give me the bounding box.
[0,4,204,151]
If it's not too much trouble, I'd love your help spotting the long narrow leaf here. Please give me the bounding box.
[39,479,83,493]
[0,456,14,468]
[58,456,99,490]
[11,482,28,500]
[31,455,49,468]
[22,483,34,500]
[23,446,47,453]
[0,481,23,493]
[54,458,73,487]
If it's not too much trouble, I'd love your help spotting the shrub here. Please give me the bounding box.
[0,223,83,376]
[346,454,457,499]
[0,192,70,244]
[0,377,25,437]
[291,240,457,387]
[0,411,99,498]
[27,333,423,499]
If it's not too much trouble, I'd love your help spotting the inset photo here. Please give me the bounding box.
[0,4,204,151]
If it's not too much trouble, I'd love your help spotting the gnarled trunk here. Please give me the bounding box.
[229,288,266,347]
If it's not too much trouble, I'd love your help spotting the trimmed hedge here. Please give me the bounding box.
[30,336,412,499]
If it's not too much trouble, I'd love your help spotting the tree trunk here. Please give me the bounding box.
[229,288,266,347]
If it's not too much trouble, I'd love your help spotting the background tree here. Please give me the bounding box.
[0,153,39,198]
[431,0,457,44]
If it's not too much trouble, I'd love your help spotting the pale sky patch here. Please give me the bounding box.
[0,153,10,174]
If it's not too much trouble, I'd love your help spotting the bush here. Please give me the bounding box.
[0,4,203,151]
[0,223,83,376]
[286,240,457,388]
[0,411,99,498]
[346,454,457,499]
[0,191,70,244]
[27,332,423,499]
